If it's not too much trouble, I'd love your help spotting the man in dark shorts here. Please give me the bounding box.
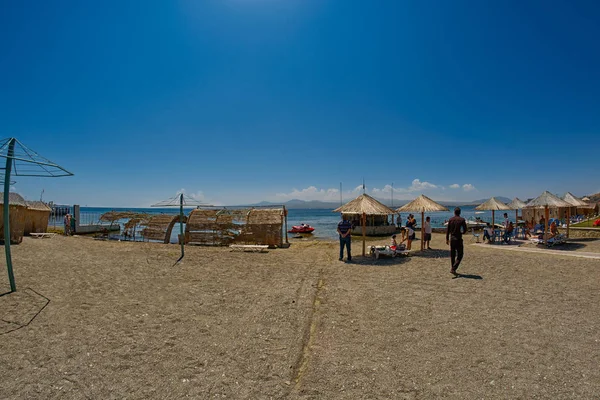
[445,207,468,276]
[337,215,353,262]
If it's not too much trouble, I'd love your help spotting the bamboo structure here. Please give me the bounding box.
[185,207,286,247]
[24,201,52,235]
[142,214,186,244]
[0,193,27,244]
[396,195,448,250]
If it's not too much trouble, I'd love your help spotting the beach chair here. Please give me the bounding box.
[471,228,480,243]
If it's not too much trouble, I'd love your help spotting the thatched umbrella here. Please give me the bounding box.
[475,197,511,229]
[507,197,527,228]
[333,193,394,256]
[562,192,594,237]
[396,195,448,250]
[582,196,591,201]
[524,191,571,242]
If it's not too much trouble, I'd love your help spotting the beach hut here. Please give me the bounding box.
[0,193,27,244]
[524,191,571,242]
[333,193,395,256]
[24,201,51,235]
[186,208,237,246]
[396,195,448,250]
[239,208,285,247]
[475,197,511,229]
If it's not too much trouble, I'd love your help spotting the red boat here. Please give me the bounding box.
[288,224,315,234]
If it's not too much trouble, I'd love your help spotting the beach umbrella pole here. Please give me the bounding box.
[421,210,424,251]
[566,208,570,238]
[362,212,366,256]
[544,206,549,243]
[3,139,16,292]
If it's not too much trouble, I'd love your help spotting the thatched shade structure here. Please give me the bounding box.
[186,207,286,247]
[561,192,594,238]
[0,193,27,244]
[475,197,511,229]
[24,201,51,235]
[582,196,591,201]
[507,198,527,227]
[524,191,571,241]
[333,193,395,256]
[142,214,186,244]
[396,195,448,250]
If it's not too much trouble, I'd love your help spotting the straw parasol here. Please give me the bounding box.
[507,197,527,227]
[562,192,594,237]
[333,193,394,256]
[524,191,571,241]
[475,197,511,229]
[396,195,448,250]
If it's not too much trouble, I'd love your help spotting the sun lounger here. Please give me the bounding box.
[229,244,269,253]
[29,233,55,239]
[369,245,409,259]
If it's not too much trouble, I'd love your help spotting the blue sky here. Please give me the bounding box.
[1,0,599,207]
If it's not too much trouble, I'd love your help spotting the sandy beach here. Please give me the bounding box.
[1,233,600,399]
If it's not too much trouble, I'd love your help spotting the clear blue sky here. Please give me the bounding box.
[1,0,599,207]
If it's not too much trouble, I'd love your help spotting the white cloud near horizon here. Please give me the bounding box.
[271,178,478,203]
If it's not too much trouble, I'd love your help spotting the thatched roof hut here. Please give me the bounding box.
[24,201,51,235]
[0,192,27,244]
[238,208,284,247]
[524,191,572,240]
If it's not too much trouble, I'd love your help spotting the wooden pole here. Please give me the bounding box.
[544,205,549,243]
[421,210,425,251]
[492,210,495,229]
[362,212,366,256]
[566,207,570,238]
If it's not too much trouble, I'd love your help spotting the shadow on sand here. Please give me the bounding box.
[452,273,483,280]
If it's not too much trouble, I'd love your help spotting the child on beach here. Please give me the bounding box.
[424,216,432,249]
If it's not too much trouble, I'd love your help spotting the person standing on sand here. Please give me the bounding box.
[446,207,467,276]
[337,215,352,262]
[63,213,71,236]
[424,216,432,249]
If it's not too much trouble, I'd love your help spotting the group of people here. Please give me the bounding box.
[338,207,467,277]
[482,213,516,244]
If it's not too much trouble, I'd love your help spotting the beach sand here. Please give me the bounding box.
[1,233,600,399]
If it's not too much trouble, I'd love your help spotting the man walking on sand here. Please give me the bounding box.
[337,215,352,262]
[446,207,467,276]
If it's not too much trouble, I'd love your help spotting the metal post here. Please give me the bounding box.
[4,138,16,292]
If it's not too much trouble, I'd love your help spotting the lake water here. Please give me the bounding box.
[54,206,513,241]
